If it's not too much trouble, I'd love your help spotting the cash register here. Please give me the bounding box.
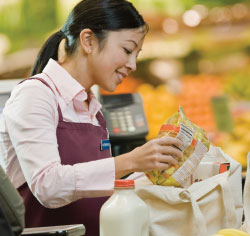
[100,93,149,157]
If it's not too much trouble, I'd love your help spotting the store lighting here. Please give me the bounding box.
[149,60,176,81]
[209,7,232,24]
[192,4,208,20]
[162,18,179,34]
[231,3,248,20]
[209,7,220,23]
[182,10,201,27]
[140,39,191,59]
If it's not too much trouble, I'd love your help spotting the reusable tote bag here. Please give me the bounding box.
[135,146,243,236]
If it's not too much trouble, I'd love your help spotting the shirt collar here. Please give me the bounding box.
[43,59,83,104]
[73,89,102,116]
[42,59,102,116]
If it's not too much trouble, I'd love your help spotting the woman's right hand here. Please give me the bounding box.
[114,136,183,179]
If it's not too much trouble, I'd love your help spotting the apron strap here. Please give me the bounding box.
[19,77,66,122]
[96,112,107,129]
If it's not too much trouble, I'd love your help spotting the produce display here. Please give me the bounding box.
[100,72,249,170]
[137,74,223,140]
[137,73,249,170]
[214,108,250,169]
[179,74,223,133]
[145,106,210,187]
[136,83,178,140]
[225,69,250,101]
[214,69,250,169]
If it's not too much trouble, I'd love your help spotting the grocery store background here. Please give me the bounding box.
[0,0,250,169]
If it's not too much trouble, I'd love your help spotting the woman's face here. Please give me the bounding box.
[88,27,146,92]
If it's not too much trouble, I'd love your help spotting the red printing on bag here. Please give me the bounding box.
[160,124,196,147]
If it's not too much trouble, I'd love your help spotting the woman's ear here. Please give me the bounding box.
[79,29,95,54]
[58,39,67,64]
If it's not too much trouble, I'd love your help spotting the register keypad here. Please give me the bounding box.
[111,109,136,134]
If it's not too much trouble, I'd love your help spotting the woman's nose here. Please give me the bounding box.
[126,56,137,72]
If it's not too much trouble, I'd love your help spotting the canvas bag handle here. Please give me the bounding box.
[186,170,237,235]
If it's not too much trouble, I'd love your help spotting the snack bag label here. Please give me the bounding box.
[173,140,208,186]
[176,123,193,150]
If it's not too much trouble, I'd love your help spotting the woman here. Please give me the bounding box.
[0,0,183,235]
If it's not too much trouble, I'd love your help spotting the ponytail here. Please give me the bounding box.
[30,31,65,76]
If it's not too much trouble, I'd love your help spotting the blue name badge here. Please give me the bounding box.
[101,139,111,151]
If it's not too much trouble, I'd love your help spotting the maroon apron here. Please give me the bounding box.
[18,78,110,236]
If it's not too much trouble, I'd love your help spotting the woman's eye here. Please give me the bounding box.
[124,48,132,54]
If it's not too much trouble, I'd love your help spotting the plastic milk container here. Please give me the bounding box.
[100,179,149,236]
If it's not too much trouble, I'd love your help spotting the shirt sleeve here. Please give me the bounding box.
[4,80,115,209]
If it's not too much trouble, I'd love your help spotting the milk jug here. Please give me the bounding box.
[99,179,149,236]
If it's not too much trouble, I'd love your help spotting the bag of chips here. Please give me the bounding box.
[145,106,210,187]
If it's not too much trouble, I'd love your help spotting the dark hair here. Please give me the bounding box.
[31,0,148,76]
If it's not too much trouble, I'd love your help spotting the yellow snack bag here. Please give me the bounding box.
[145,106,210,187]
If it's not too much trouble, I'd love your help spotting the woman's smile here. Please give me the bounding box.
[115,70,128,84]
